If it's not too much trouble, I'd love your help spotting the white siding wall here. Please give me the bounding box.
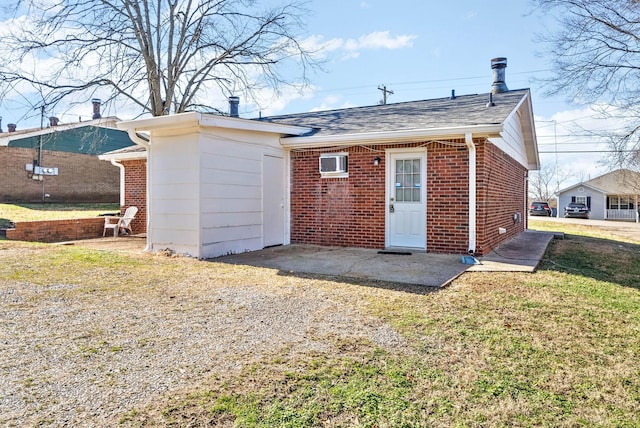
[198,129,285,259]
[489,114,529,168]
[149,131,201,257]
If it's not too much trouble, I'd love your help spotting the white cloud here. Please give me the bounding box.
[344,31,416,51]
[301,31,416,61]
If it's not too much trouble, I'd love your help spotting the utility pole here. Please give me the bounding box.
[378,85,394,105]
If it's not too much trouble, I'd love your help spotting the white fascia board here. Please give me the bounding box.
[98,150,147,161]
[279,124,503,149]
[199,115,313,135]
[117,112,312,136]
[117,112,201,132]
[506,91,540,170]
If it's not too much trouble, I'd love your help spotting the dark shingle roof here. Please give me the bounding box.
[260,89,529,137]
[584,169,640,194]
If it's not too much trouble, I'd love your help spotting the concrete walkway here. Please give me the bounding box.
[466,230,559,272]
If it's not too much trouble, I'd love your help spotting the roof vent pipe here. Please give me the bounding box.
[450,89,456,100]
[49,116,59,127]
[486,93,495,107]
[490,57,508,94]
[0,116,3,132]
[7,123,16,132]
[229,96,240,118]
[92,98,101,119]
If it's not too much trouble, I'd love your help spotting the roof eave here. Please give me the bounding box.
[99,150,147,161]
[116,111,312,136]
[279,124,504,149]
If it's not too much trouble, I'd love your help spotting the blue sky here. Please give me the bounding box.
[260,0,617,182]
[0,0,618,183]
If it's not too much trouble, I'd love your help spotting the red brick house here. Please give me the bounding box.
[102,60,539,259]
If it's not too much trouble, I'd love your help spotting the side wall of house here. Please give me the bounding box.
[199,129,286,259]
[475,140,527,254]
[290,139,528,255]
[148,131,201,257]
[121,159,147,234]
[290,141,474,254]
[0,147,120,203]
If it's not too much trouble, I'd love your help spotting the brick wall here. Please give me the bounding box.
[291,146,387,248]
[0,147,120,203]
[426,140,470,253]
[122,159,147,234]
[5,217,105,242]
[475,140,527,254]
[290,139,528,255]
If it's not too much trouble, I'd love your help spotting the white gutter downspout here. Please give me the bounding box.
[127,129,151,252]
[109,159,126,206]
[465,133,476,254]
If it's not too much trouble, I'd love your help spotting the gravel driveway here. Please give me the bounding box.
[0,245,406,426]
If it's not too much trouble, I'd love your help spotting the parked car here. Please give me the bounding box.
[529,201,552,216]
[564,202,590,219]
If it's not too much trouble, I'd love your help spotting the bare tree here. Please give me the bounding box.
[0,0,317,119]
[529,163,572,203]
[532,0,640,171]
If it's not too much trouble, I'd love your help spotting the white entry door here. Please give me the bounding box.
[387,151,426,249]
[263,154,285,247]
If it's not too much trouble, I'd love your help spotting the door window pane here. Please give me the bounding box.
[394,158,421,202]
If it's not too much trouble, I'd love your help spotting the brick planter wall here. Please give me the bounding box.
[5,218,106,242]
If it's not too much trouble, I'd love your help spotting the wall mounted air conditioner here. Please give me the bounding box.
[319,153,348,175]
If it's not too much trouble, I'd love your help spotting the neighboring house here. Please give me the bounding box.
[102,58,540,259]
[556,169,640,222]
[0,102,134,203]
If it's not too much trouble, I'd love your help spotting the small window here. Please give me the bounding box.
[319,153,348,178]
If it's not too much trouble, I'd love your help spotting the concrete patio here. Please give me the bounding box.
[64,229,559,287]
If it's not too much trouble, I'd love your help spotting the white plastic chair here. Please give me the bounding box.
[103,206,138,237]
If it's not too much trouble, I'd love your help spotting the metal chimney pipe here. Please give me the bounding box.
[490,57,509,94]
[92,98,102,119]
[0,116,3,132]
[229,96,240,118]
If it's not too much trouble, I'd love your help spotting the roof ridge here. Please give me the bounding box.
[261,89,530,120]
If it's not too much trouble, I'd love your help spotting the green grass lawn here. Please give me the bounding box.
[1,220,639,426]
[0,203,119,228]
[134,223,640,426]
